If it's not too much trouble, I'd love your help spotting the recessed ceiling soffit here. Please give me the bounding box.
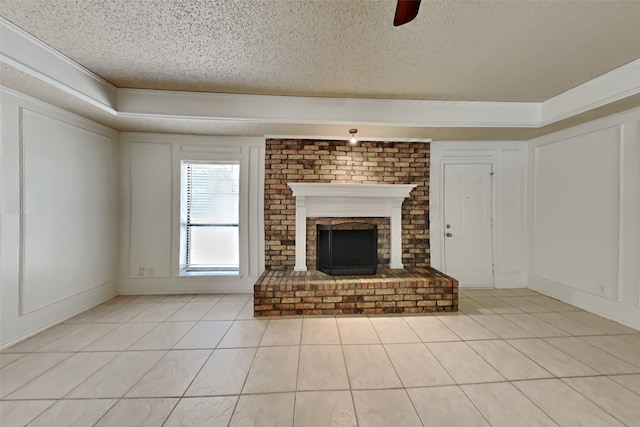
[1,14,639,138]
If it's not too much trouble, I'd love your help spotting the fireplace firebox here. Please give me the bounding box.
[317,222,377,275]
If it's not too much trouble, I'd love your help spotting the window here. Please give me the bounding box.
[180,161,240,272]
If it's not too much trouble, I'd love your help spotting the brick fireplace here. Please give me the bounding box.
[256,139,458,315]
[263,139,430,269]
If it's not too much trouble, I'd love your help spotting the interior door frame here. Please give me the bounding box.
[433,158,497,287]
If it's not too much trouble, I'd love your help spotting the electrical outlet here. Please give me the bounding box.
[148,267,154,277]
[138,267,145,276]
[600,285,606,295]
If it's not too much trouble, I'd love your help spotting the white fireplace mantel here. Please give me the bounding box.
[287,183,417,271]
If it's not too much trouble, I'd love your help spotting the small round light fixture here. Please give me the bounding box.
[349,128,358,144]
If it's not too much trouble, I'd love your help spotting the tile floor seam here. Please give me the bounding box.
[12,401,58,426]
[230,341,263,420]
[335,315,361,427]
[1,353,75,400]
[201,296,224,315]
[456,382,502,427]
[608,375,640,398]
[559,377,636,427]
[18,352,121,400]
[400,387,427,427]
[576,336,640,369]
[495,382,563,427]
[371,320,409,389]
[372,343,405,388]
[0,354,27,369]
[542,337,639,375]
[515,378,629,427]
[438,316,496,340]
[461,296,496,313]
[495,296,548,313]
[497,313,567,337]
[497,338,556,378]
[465,338,553,382]
[60,349,167,400]
[88,399,120,427]
[291,317,305,427]
[130,302,188,322]
[235,300,252,321]
[509,338,603,378]
[418,341,458,386]
[69,325,122,353]
[4,325,83,353]
[157,396,201,427]
[213,395,240,427]
[432,315,465,341]
[177,350,215,399]
[459,341,508,385]
[469,315,533,339]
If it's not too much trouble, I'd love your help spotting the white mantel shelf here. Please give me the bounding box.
[288,183,416,198]
[287,183,417,271]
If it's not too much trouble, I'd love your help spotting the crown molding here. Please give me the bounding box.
[541,58,640,125]
[264,134,432,143]
[116,88,539,128]
[0,17,117,114]
[1,16,639,131]
[0,86,119,138]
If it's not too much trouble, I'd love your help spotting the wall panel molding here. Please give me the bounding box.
[1,89,118,348]
[19,109,113,314]
[528,107,640,330]
[532,125,621,301]
[119,133,265,293]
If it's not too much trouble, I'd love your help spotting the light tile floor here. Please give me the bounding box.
[1,289,640,426]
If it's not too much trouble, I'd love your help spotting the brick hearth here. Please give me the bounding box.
[254,267,458,316]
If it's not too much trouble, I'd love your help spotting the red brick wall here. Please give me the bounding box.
[264,139,430,270]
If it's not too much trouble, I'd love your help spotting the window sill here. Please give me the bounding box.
[179,270,241,277]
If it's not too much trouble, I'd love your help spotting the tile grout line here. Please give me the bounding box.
[559,376,635,426]
[1,352,75,400]
[157,344,218,426]
[335,317,361,427]
[541,336,636,374]
[225,314,270,424]
[291,315,305,427]
[459,342,562,426]
[370,317,426,427]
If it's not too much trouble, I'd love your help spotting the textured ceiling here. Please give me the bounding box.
[2,0,640,102]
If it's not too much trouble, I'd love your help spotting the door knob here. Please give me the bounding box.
[446,233,453,237]
[445,224,451,229]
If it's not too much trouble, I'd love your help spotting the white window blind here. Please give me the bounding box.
[182,161,240,271]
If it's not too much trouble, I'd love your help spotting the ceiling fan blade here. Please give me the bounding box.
[393,0,421,26]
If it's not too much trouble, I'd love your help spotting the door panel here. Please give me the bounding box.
[443,163,494,286]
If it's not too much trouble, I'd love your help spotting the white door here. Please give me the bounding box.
[443,163,494,287]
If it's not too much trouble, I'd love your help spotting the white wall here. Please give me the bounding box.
[119,133,265,294]
[1,88,119,348]
[430,141,528,288]
[528,107,640,329]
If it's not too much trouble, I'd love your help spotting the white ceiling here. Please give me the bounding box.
[1,0,640,139]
